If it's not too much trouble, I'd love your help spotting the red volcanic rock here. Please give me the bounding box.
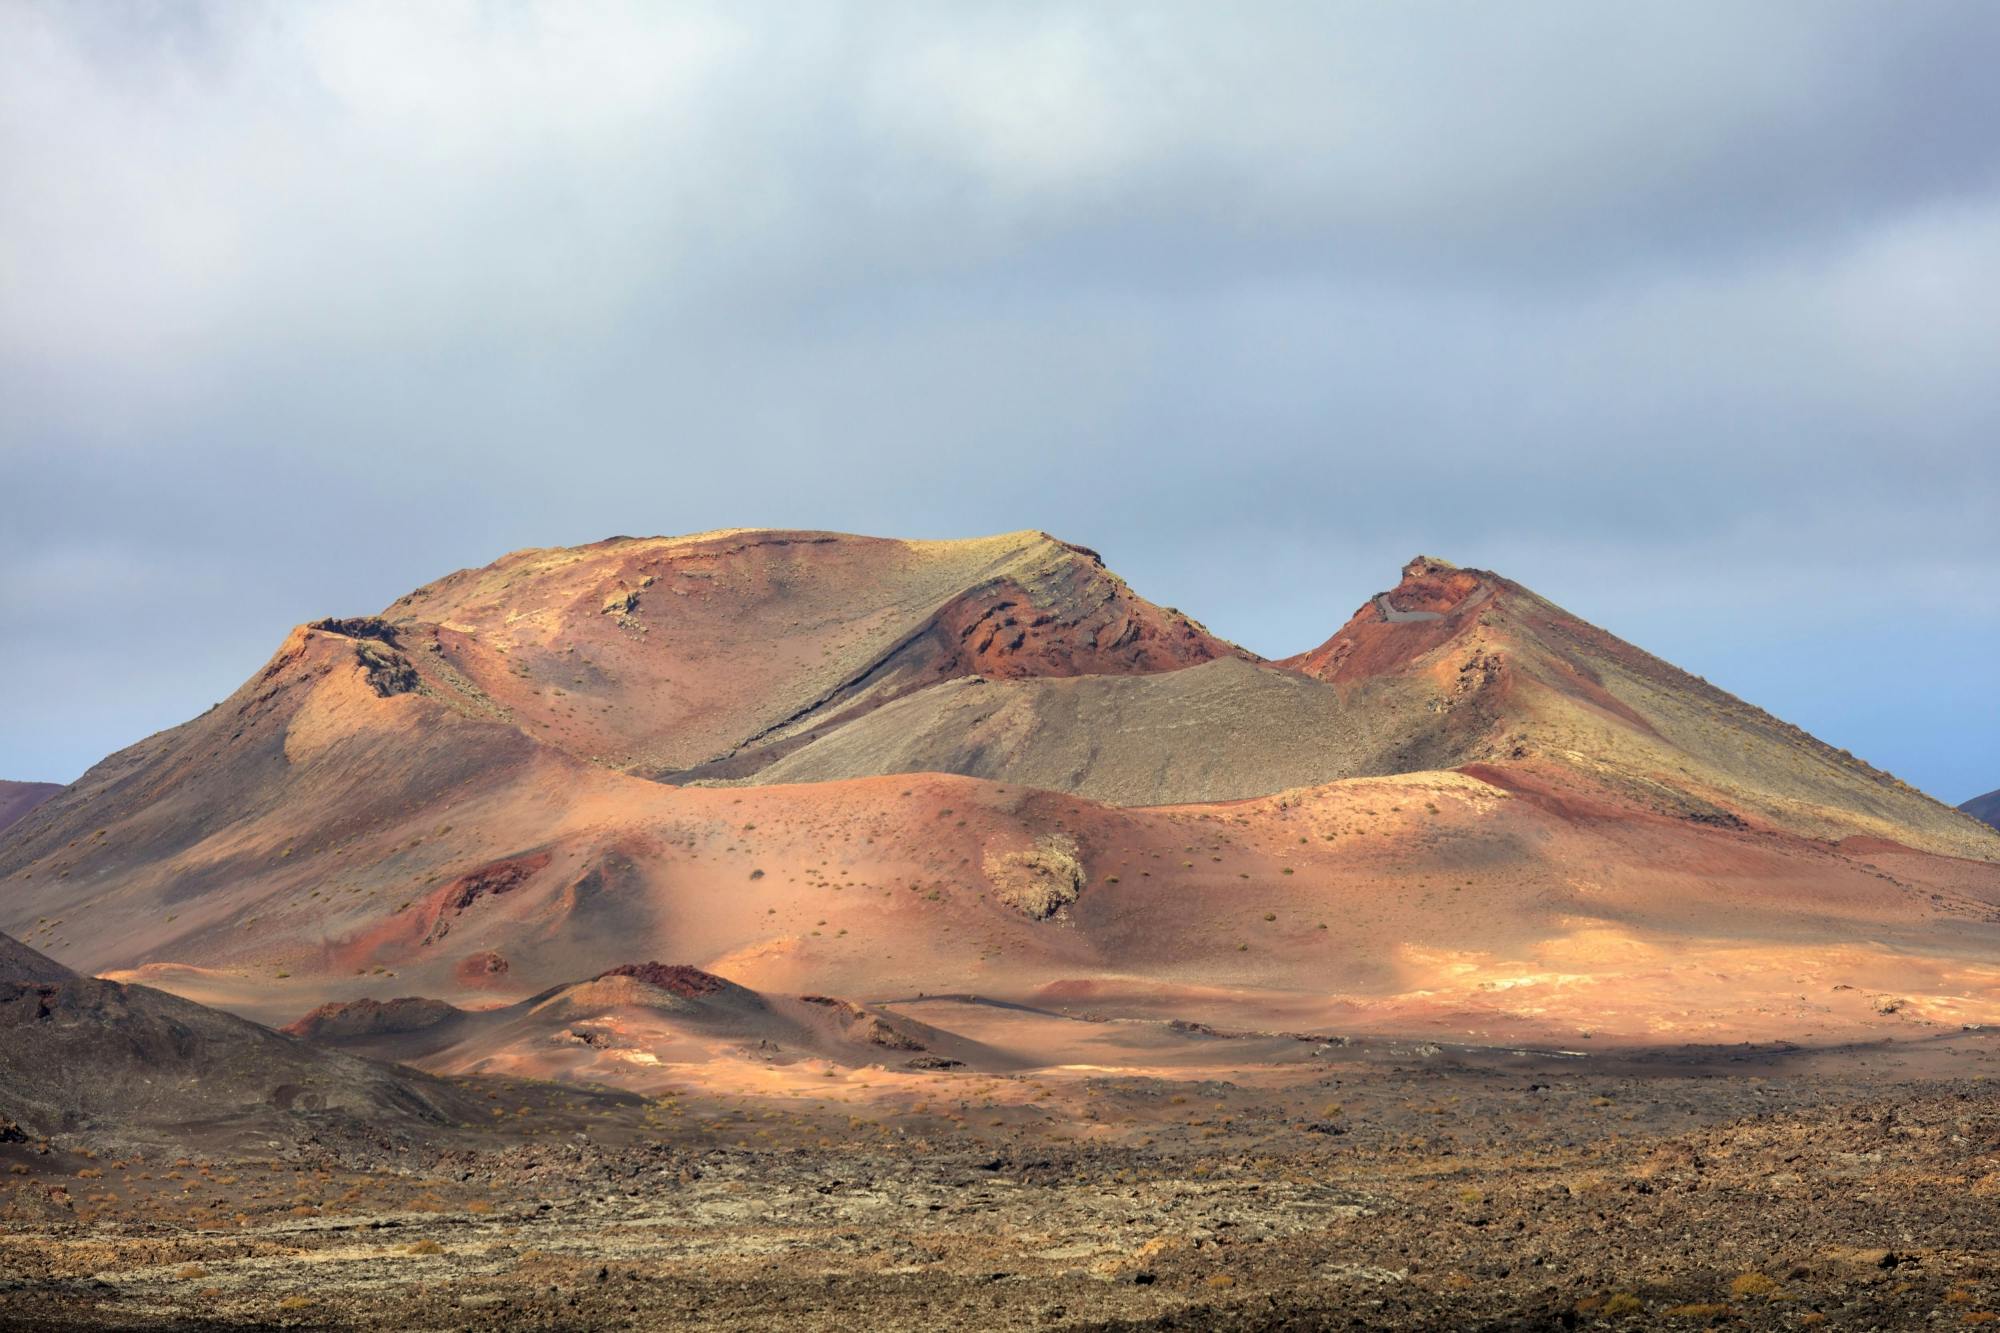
[422,853,553,945]
[1387,556,1487,614]
[453,951,511,985]
[930,571,1241,681]
[597,962,730,999]
[441,852,551,913]
[363,528,1250,783]
[1282,556,1496,685]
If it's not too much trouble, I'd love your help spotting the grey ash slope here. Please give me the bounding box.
[732,657,1430,806]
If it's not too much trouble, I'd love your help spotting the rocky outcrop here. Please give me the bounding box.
[355,642,421,696]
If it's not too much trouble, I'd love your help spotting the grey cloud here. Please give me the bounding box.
[1,1,1995,802]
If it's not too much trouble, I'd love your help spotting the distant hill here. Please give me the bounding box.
[1963,789,2000,830]
[0,781,60,837]
[281,961,987,1084]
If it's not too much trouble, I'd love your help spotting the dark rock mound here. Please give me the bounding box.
[597,962,730,999]
[454,950,511,983]
[282,996,465,1042]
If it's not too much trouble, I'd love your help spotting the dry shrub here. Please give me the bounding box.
[407,1238,444,1255]
[1730,1272,1780,1299]
[984,835,1084,919]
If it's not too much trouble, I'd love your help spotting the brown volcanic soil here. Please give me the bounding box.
[0,781,60,838]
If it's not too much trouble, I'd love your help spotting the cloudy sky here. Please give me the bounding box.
[3,2,1996,802]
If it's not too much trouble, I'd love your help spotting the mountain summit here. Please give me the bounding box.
[1281,556,1990,856]
[379,528,1245,781]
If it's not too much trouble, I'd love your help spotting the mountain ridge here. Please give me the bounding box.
[369,528,1248,781]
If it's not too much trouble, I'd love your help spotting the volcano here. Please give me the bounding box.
[3,530,1996,1063]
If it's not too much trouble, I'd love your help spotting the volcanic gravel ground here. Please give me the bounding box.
[1,1039,1997,1329]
